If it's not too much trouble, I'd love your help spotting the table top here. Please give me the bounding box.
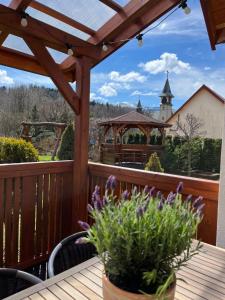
[5,242,225,300]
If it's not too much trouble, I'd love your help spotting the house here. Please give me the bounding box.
[166,85,225,139]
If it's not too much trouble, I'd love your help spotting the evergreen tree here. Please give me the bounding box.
[136,99,143,114]
[145,152,164,172]
[57,123,74,160]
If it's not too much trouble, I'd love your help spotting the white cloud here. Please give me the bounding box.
[131,90,158,96]
[139,53,191,75]
[115,101,135,107]
[90,92,107,103]
[0,69,14,85]
[98,84,117,97]
[204,66,211,71]
[109,71,146,83]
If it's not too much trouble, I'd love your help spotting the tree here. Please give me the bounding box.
[136,99,143,114]
[145,152,164,172]
[57,123,74,160]
[175,113,205,176]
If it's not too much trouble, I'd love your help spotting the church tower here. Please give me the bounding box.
[159,72,174,122]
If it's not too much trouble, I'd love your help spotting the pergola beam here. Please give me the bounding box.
[99,0,123,13]
[200,0,216,50]
[9,0,32,11]
[0,4,100,60]
[0,46,74,81]
[24,36,80,114]
[30,1,96,37]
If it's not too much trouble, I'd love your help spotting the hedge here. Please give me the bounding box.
[0,137,39,163]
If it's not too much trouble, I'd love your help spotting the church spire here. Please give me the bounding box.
[159,72,174,122]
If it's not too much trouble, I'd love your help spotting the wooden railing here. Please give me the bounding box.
[0,161,73,270]
[88,162,219,245]
[0,160,219,275]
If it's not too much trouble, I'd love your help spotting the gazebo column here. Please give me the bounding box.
[217,106,225,247]
[73,56,91,232]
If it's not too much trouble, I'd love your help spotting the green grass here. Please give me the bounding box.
[39,155,58,161]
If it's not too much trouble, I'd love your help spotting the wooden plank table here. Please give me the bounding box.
[5,242,225,300]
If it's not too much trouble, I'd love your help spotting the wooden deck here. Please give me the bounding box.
[6,242,225,300]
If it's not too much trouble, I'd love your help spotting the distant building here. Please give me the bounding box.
[159,73,174,122]
[166,85,225,139]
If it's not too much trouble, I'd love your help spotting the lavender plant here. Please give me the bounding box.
[78,176,204,297]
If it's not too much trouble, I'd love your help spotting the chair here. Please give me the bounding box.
[48,231,96,278]
[0,268,42,299]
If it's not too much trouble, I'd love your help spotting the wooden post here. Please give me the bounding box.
[73,56,91,232]
[217,105,225,247]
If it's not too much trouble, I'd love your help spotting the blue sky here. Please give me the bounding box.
[0,0,225,110]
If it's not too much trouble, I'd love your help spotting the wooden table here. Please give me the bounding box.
[5,242,225,300]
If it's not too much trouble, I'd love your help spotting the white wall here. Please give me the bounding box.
[167,89,224,139]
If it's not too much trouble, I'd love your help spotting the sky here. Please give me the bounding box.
[0,0,225,110]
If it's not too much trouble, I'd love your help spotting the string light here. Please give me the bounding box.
[66,44,74,56]
[179,0,191,15]
[102,43,108,52]
[136,34,143,47]
[21,12,28,27]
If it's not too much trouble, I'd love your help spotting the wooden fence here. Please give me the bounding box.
[0,161,73,271]
[88,162,219,245]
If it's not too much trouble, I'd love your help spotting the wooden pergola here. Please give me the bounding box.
[0,0,223,233]
[0,0,183,231]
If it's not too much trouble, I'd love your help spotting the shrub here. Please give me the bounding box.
[0,137,39,163]
[57,123,74,160]
[145,152,164,172]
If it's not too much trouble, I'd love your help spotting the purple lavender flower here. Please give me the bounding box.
[197,203,205,216]
[92,185,101,204]
[78,221,90,231]
[94,199,103,211]
[193,196,203,209]
[105,175,117,190]
[185,194,192,202]
[136,206,144,218]
[166,192,176,205]
[102,196,108,206]
[158,200,164,211]
[122,190,129,200]
[149,186,155,197]
[156,191,162,199]
[143,197,150,212]
[87,204,93,213]
[143,185,149,194]
[176,182,184,194]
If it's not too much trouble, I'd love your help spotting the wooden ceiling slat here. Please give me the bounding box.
[30,1,96,37]
[99,0,123,12]
[0,4,100,60]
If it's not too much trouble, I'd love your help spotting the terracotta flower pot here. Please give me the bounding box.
[102,274,176,300]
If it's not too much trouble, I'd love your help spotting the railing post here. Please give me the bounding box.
[73,56,91,232]
[217,105,225,248]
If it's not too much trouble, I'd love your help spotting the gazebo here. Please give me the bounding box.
[98,111,171,165]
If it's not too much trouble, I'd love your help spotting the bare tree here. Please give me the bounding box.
[176,113,205,176]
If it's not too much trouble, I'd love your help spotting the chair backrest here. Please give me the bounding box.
[0,268,42,299]
[48,231,96,278]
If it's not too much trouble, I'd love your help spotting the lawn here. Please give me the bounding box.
[39,155,58,161]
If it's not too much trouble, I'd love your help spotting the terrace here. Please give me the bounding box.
[0,0,224,298]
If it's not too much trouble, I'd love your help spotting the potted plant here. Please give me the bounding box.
[78,176,204,300]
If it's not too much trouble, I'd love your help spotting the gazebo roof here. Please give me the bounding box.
[98,111,171,128]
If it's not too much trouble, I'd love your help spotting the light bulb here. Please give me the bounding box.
[102,43,108,52]
[136,34,143,47]
[21,16,28,27]
[67,47,74,56]
[183,5,191,14]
